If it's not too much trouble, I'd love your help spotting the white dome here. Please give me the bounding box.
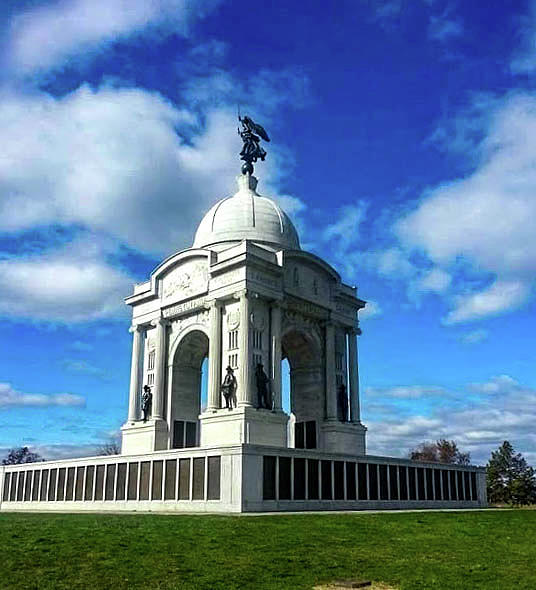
[193,174,300,251]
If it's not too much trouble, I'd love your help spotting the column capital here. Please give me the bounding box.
[206,298,224,310]
[129,324,144,334]
[150,317,169,328]
[348,325,362,337]
[232,289,258,301]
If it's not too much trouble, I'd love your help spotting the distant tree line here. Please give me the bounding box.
[409,438,536,506]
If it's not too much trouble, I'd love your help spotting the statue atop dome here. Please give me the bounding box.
[238,115,270,175]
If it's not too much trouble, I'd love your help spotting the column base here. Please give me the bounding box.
[320,420,367,454]
[199,406,288,447]
[120,419,168,455]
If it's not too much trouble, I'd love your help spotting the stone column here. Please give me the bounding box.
[127,324,144,422]
[325,322,338,420]
[270,302,282,411]
[238,290,253,406]
[207,300,222,411]
[152,317,167,420]
[348,327,361,423]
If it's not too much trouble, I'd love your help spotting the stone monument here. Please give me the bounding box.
[120,115,367,456]
[0,116,486,513]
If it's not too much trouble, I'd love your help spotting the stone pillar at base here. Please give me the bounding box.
[199,406,288,447]
[320,420,367,455]
[120,419,168,455]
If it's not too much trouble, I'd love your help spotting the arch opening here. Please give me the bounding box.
[281,328,323,450]
[169,329,209,449]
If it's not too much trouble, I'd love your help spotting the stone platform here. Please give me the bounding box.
[0,445,487,513]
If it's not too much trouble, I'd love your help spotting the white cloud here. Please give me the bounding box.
[415,267,451,294]
[0,54,310,323]
[469,374,520,395]
[397,93,536,322]
[0,84,306,257]
[366,384,447,399]
[445,280,530,324]
[62,359,107,378]
[365,375,536,464]
[6,0,221,73]
[359,300,382,320]
[511,0,536,73]
[0,382,85,408]
[428,15,463,43]
[373,247,417,279]
[322,203,368,252]
[71,341,94,352]
[0,235,132,322]
[460,329,488,344]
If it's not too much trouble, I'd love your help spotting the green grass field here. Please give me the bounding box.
[1,510,535,589]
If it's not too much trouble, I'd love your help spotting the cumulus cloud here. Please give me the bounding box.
[397,93,536,322]
[469,374,520,395]
[0,83,306,257]
[365,375,536,464]
[6,0,221,74]
[366,384,447,399]
[0,235,132,322]
[0,382,85,408]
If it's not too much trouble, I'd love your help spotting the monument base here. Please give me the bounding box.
[199,406,288,447]
[121,418,169,454]
[321,420,367,454]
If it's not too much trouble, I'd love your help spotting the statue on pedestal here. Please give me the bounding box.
[221,366,237,410]
[238,115,270,175]
[255,363,272,410]
[141,385,152,422]
[337,382,349,422]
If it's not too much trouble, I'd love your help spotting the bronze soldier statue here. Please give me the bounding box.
[221,366,237,410]
[337,382,349,422]
[255,363,271,409]
[141,385,152,422]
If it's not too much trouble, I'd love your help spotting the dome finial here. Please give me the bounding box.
[238,114,270,175]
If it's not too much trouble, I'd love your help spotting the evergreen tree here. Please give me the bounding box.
[486,441,536,506]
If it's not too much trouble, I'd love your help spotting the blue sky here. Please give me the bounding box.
[1,0,535,466]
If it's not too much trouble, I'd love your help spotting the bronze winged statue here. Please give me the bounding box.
[238,115,270,175]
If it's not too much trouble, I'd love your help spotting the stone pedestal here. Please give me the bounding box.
[121,419,169,455]
[320,420,367,455]
[199,406,288,447]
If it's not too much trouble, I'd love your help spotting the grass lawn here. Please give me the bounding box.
[1,510,535,589]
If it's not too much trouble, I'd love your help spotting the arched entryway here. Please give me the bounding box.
[281,327,323,449]
[169,328,209,448]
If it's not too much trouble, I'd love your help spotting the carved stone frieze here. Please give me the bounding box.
[162,260,208,300]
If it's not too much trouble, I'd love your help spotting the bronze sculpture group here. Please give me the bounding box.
[219,362,273,410]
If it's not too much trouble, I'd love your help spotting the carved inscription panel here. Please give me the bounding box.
[284,262,329,304]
